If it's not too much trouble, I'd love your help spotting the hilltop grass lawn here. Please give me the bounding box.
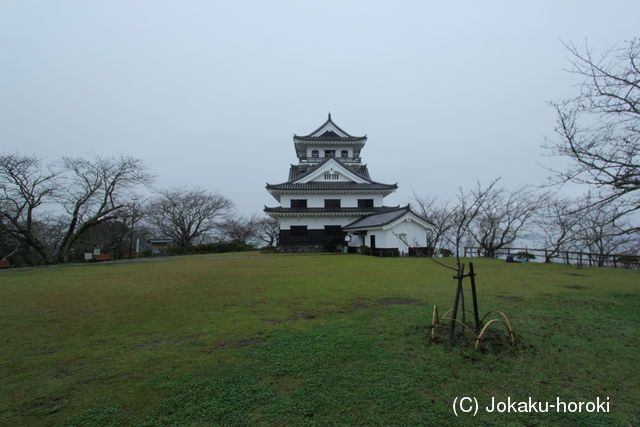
[0,253,639,425]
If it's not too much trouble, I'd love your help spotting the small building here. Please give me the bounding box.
[265,115,433,254]
[147,239,173,255]
[342,206,432,255]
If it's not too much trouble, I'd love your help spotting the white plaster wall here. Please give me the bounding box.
[346,221,428,250]
[379,220,429,249]
[348,234,365,247]
[279,215,361,230]
[305,147,353,158]
[296,160,367,184]
[281,194,384,208]
[309,171,352,182]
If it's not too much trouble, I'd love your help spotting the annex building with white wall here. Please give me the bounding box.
[264,115,433,255]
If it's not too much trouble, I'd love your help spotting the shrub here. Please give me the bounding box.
[323,237,345,252]
[439,248,452,257]
[515,251,536,260]
[167,242,255,256]
[616,255,639,266]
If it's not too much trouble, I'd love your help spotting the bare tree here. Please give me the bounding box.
[118,197,145,257]
[446,180,499,265]
[55,156,151,262]
[250,215,280,247]
[0,154,58,263]
[535,197,581,262]
[72,220,129,259]
[216,215,256,244]
[470,187,542,257]
[0,234,20,264]
[578,203,634,266]
[411,195,452,255]
[146,188,233,247]
[547,39,640,233]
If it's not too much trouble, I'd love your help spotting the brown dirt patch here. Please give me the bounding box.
[349,297,373,309]
[291,312,318,320]
[216,336,267,349]
[497,295,523,302]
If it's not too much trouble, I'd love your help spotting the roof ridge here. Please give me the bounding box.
[265,182,398,189]
[342,205,411,230]
[294,115,365,139]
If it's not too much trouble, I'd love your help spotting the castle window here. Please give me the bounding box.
[324,150,335,158]
[358,199,374,208]
[311,150,319,158]
[324,172,339,180]
[291,199,307,208]
[340,150,348,158]
[324,199,341,208]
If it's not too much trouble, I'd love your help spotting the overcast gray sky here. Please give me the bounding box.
[1,1,639,215]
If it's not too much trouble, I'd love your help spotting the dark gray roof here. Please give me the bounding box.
[266,182,397,191]
[294,113,366,141]
[273,157,388,188]
[350,165,370,179]
[343,206,413,230]
[285,156,333,182]
[288,163,369,181]
[288,165,309,181]
[294,135,367,142]
[264,206,398,214]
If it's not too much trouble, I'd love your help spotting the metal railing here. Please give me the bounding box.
[463,246,640,269]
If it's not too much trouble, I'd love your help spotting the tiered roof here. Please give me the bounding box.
[265,115,398,210]
[266,156,397,202]
[293,114,367,159]
[264,206,399,216]
[288,163,371,181]
[293,113,367,143]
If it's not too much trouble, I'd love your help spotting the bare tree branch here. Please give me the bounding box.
[56,156,152,262]
[547,38,640,231]
[470,187,543,257]
[0,154,58,263]
[145,188,233,247]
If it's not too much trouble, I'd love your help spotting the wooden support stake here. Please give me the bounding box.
[469,262,481,334]
[460,282,466,335]
[449,264,464,343]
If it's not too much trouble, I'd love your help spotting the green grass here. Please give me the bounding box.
[0,253,638,425]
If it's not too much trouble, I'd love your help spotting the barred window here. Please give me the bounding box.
[324,173,339,180]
